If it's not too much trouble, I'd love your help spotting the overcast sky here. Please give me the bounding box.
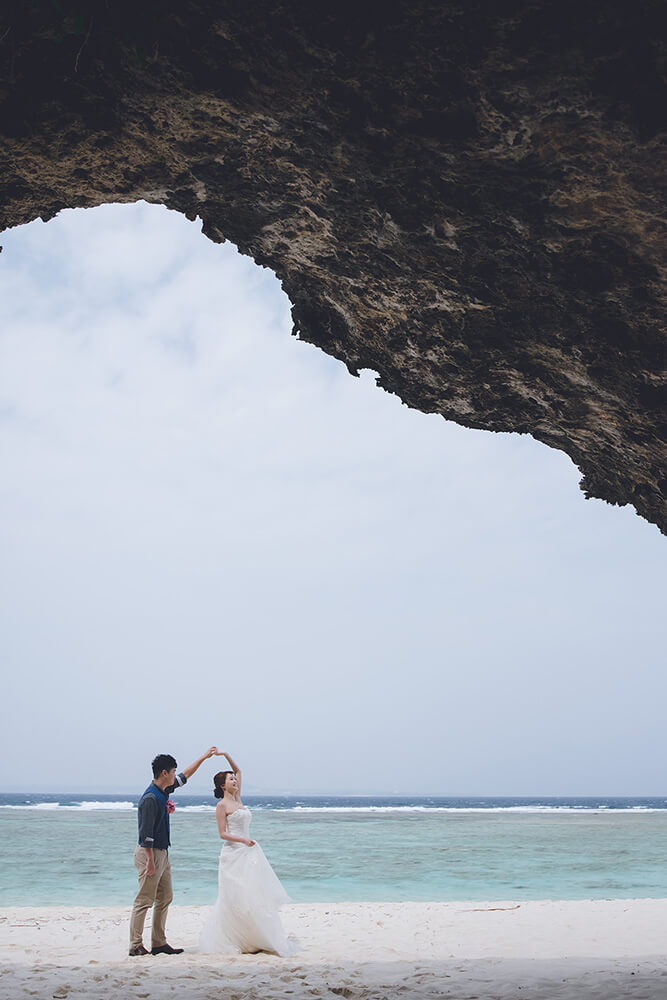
[1,202,665,796]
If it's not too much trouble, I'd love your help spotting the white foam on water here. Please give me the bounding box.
[279,805,667,814]
[0,802,63,810]
[0,801,136,811]
[71,801,136,811]
[2,801,666,814]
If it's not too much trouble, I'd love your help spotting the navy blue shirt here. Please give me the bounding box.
[137,773,187,849]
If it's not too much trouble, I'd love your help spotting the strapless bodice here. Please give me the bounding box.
[226,806,251,840]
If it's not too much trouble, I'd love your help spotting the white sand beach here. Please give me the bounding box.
[2,900,667,999]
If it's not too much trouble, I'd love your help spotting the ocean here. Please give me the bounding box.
[2,794,667,906]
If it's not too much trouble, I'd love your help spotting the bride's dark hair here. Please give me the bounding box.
[213,771,234,799]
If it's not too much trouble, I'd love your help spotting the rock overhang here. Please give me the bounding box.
[1,0,665,531]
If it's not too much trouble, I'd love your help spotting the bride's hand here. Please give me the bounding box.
[244,839,256,847]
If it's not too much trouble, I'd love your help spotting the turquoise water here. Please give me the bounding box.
[2,796,667,905]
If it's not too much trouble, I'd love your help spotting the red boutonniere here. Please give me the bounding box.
[166,801,175,814]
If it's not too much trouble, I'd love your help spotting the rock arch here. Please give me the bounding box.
[1,0,665,531]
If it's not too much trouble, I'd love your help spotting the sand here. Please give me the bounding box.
[2,900,667,999]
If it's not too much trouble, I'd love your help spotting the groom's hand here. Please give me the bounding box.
[183,748,218,779]
[144,847,156,877]
[205,746,217,758]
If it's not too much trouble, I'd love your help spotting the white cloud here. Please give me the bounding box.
[0,202,665,795]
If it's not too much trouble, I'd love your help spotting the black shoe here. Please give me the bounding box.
[151,944,184,955]
[129,945,150,956]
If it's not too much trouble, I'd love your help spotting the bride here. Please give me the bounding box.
[199,750,296,956]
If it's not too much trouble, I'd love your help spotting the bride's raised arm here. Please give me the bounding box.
[217,750,242,795]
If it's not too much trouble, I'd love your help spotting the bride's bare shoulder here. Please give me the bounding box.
[219,800,241,816]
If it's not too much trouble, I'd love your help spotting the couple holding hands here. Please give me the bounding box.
[129,746,295,958]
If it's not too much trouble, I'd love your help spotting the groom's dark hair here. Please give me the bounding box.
[152,753,177,777]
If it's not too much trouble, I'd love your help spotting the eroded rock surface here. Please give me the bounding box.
[1,1,665,530]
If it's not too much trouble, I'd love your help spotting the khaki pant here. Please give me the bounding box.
[129,846,173,949]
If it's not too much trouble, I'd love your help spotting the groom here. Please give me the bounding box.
[129,746,216,957]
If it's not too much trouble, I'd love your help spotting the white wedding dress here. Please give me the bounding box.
[199,806,296,956]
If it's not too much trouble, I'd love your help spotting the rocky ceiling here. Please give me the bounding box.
[1,1,665,532]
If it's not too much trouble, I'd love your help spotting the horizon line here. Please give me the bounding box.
[2,790,666,799]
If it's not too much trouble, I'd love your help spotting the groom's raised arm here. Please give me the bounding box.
[180,747,217,782]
